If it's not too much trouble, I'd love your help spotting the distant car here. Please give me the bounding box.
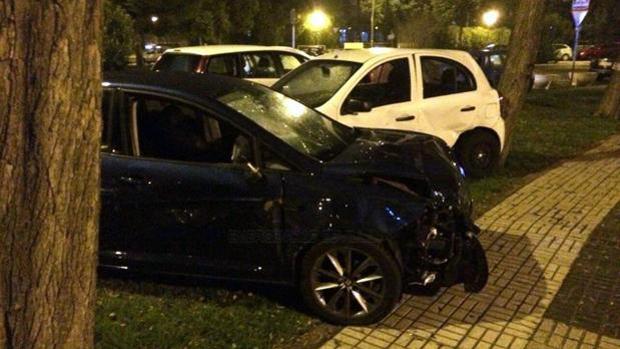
[273,48,506,178]
[100,71,488,325]
[552,44,573,61]
[297,45,328,56]
[590,57,619,80]
[578,42,620,61]
[153,45,312,86]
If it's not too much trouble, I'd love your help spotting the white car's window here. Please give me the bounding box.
[421,57,477,98]
[347,58,411,108]
[206,54,238,77]
[273,60,362,108]
[153,53,202,73]
[278,54,304,73]
[240,52,278,78]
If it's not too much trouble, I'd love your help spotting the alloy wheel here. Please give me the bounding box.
[310,247,386,319]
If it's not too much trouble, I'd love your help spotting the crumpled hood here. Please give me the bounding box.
[323,128,466,201]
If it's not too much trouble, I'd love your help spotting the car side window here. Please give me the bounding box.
[421,57,477,98]
[278,54,304,73]
[124,94,252,165]
[206,54,238,77]
[347,58,411,108]
[240,52,278,78]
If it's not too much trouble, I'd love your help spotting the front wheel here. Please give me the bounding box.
[299,238,402,325]
[455,131,500,178]
[561,54,571,61]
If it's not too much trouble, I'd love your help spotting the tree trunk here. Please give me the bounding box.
[595,59,620,119]
[0,1,101,348]
[497,0,547,165]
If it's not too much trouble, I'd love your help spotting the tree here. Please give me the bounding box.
[104,1,135,70]
[497,0,547,165]
[595,60,620,120]
[0,1,101,348]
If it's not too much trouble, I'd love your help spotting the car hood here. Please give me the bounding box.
[323,128,469,207]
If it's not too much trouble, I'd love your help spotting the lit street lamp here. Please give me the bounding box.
[305,9,331,32]
[482,10,500,27]
[150,15,159,24]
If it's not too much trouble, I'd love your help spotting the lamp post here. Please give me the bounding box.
[370,0,376,47]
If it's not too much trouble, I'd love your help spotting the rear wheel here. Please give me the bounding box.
[561,54,571,61]
[299,238,402,325]
[455,130,500,178]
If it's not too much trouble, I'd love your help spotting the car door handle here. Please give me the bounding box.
[395,115,416,122]
[461,106,476,112]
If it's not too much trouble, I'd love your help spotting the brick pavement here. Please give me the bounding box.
[321,134,620,349]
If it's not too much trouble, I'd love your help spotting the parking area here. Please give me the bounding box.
[322,134,620,349]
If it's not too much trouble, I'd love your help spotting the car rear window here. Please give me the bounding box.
[153,53,202,73]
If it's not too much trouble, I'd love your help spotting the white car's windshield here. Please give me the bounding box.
[218,84,356,162]
[273,60,362,108]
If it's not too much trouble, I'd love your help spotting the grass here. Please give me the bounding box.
[469,86,619,214]
[95,86,619,349]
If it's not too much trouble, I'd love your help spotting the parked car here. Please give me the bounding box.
[152,45,312,86]
[578,42,620,61]
[273,48,505,178]
[590,57,619,80]
[552,44,573,61]
[297,45,328,56]
[100,71,488,325]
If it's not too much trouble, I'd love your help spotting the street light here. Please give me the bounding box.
[150,15,159,24]
[482,10,500,27]
[305,9,331,32]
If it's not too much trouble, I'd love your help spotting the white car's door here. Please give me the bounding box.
[413,55,484,147]
[336,56,422,131]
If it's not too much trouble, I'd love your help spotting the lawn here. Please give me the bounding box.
[95,86,619,349]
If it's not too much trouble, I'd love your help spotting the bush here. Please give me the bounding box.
[103,1,135,71]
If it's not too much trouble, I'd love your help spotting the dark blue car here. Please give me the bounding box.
[99,71,487,325]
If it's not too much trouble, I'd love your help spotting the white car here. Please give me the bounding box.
[553,44,573,61]
[273,48,505,177]
[153,45,312,86]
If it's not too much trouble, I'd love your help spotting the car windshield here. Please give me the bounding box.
[153,53,202,72]
[273,60,362,108]
[217,85,356,162]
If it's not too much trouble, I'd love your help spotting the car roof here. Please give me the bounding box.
[103,70,264,101]
[316,48,475,63]
[163,44,310,57]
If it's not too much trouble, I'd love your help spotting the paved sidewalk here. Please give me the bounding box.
[322,135,620,349]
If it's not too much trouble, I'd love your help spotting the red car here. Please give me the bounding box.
[578,42,620,60]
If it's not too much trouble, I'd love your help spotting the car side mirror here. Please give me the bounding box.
[246,162,265,182]
[343,98,373,115]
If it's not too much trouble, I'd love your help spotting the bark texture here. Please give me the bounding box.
[595,60,620,120]
[0,1,101,348]
[497,0,547,165]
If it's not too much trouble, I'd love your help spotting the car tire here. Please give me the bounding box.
[562,54,570,61]
[462,234,488,293]
[299,237,402,325]
[455,130,500,179]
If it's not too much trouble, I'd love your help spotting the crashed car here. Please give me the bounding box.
[99,71,488,325]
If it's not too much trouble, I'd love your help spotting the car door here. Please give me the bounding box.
[414,55,482,147]
[100,88,133,268]
[336,56,423,131]
[114,91,285,280]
